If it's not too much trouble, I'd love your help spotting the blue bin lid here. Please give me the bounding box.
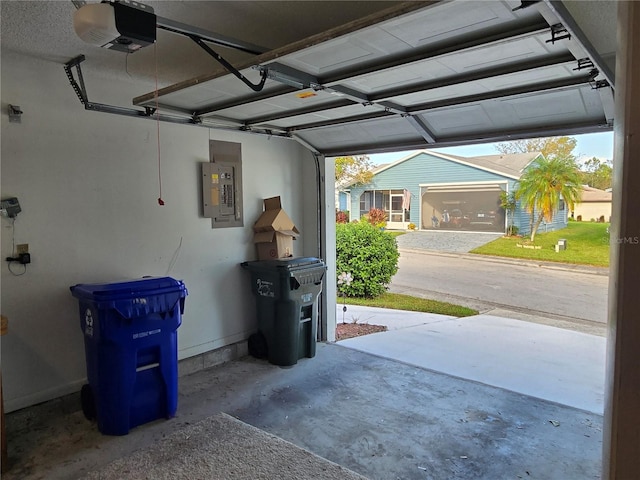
[70,276,187,301]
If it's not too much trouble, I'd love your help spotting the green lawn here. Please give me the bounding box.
[470,221,610,267]
[341,292,478,317]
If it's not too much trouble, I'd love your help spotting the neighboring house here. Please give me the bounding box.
[340,150,570,235]
[336,163,390,214]
[573,185,612,222]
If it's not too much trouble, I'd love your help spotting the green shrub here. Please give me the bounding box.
[336,222,399,298]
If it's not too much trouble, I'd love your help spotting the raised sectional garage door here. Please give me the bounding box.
[132,1,614,157]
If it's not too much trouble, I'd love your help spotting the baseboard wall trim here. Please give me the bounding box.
[5,341,249,415]
[178,340,249,378]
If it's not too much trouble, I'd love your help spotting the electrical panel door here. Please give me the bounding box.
[202,140,243,228]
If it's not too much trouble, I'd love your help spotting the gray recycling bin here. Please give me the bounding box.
[241,257,326,366]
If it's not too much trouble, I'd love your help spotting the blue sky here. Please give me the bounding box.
[368,132,614,166]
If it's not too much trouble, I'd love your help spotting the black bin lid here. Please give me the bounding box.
[242,257,325,272]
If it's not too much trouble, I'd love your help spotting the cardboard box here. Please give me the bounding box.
[252,196,300,260]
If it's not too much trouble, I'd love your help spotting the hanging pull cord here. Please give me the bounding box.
[189,36,268,92]
[154,42,165,206]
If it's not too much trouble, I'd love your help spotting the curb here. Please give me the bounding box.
[398,247,610,276]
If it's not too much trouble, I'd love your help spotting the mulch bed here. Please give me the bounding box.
[336,322,387,341]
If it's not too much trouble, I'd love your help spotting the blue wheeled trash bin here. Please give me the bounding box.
[241,257,326,367]
[70,277,187,435]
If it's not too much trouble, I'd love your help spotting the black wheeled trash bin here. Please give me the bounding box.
[70,277,188,435]
[241,257,326,367]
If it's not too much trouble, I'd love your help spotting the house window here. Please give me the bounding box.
[359,191,384,217]
[360,190,407,221]
[360,192,372,215]
[559,199,565,211]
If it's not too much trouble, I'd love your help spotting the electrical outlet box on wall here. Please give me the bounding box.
[202,140,243,228]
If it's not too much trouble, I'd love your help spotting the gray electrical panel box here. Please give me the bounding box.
[202,140,243,228]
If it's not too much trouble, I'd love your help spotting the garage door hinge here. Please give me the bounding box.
[590,79,611,90]
[546,24,571,44]
[573,58,594,71]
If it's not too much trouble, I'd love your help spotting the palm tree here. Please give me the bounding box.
[515,157,581,242]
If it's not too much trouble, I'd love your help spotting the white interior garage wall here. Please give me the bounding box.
[0,52,321,412]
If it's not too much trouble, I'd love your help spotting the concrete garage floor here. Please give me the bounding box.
[339,306,606,414]
[4,342,602,480]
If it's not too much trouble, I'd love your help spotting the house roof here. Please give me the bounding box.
[336,161,392,190]
[447,152,542,179]
[372,163,392,174]
[359,150,541,185]
[581,185,612,202]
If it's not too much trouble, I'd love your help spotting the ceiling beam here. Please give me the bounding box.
[404,115,437,144]
[364,100,437,143]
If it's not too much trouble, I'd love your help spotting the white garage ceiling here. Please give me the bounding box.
[2,1,616,157]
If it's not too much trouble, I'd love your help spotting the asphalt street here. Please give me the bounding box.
[389,230,609,335]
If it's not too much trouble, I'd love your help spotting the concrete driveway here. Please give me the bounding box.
[394,230,503,252]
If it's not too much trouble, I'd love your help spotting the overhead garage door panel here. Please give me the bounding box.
[417,85,605,138]
[296,116,422,150]
[148,73,285,114]
[263,104,387,130]
[388,63,580,107]
[378,1,533,47]
[134,1,613,155]
[297,117,426,151]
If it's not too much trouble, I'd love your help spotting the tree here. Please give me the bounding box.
[580,156,612,190]
[496,136,577,162]
[515,157,582,242]
[335,155,374,185]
